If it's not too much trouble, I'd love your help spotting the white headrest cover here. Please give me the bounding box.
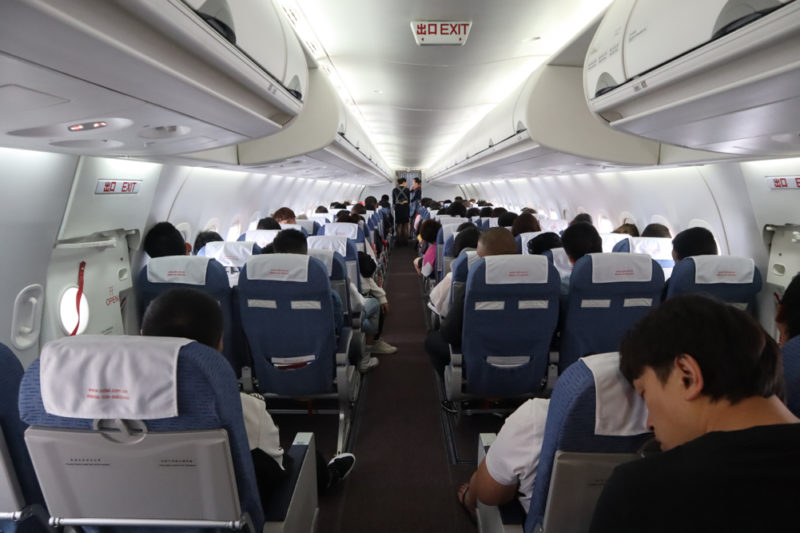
[442,223,462,241]
[693,255,755,284]
[246,254,310,282]
[600,233,629,253]
[466,250,480,269]
[541,219,568,233]
[485,255,549,285]
[309,213,331,224]
[550,248,573,277]
[41,335,185,420]
[519,231,544,255]
[324,223,359,239]
[147,256,210,285]
[244,230,280,248]
[590,253,653,283]
[307,249,334,276]
[631,237,673,260]
[308,235,348,256]
[488,217,499,228]
[280,223,304,233]
[365,210,375,219]
[203,241,254,267]
[581,352,649,436]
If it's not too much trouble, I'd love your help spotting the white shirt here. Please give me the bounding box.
[484,398,550,512]
[429,272,453,317]
[240,393,284,468]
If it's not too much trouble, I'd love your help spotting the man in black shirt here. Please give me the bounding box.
[590,295,800,533]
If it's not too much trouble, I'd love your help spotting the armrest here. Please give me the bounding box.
[336,327,353,366]
[263,433,318,533]
[449,345,462,367]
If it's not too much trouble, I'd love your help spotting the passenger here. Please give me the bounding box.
[520,207,538,215]
[141,288,357,505]
[570,213,593,226]
[479,206,493,218]
[143,221,191,257]
[777,273,800,415]
[315,205,329,213]
[497,212,518,229]
[413,219,441,278]
[490,207,507,218]
[392,177,411,245]
[272,207,296,225]
[428,226,481,318]
[612,222,639,237]
[641,223,671,238]
[672,226,718,262]
[590,295,800,533]
[527,232,562,255]
[560,222,602,293]
[357,251,397,356]
[511,212,541,237]
[193,230,223,254]
[466,207,481,218]
[425,228,517,377]
[351,204,367,216]
[256,217,281,230]
[448,201,468,219]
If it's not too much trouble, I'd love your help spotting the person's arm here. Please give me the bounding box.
[440,289,464,346]
[330,290,344,336]
[471,459,518,506]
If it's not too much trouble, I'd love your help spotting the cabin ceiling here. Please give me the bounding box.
[287,0,611,172]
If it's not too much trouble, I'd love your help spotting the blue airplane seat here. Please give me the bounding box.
[319,223,366,253]
[237,229,280,248]
[197,241,261,287]
[446,255,560,399]
[665,255,762,311]
[517,231,544,254]
[279,223,308,236]
[294,219,320,236]
[542,247,573,280]
[615,237,675,277]
[559,253,664,373]
[308,248,351,321]
[18,336,267,532]
[448,249,480,309]
[308,235,361,292]
[611,238,631,253]
[782,335,800,418]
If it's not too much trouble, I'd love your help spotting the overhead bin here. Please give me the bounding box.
[585,0,800,156]
[0,0,307,156]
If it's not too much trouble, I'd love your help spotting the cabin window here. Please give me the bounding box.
[226,219,241,241]
[204,218,220,233]
[248,212,261,231]
[175,222,192,244]
[597,215,614,234]
[59,286,89,335]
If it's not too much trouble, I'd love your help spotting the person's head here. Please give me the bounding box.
[776,273,800,345]
[364,196,378,210]
[672,227,718,262]
[528,232,562,255]
[143,222,189,258]
[413,177,421,188]
[521,207,537,215]
[497,212,518,229]
[490,207,507,218]
[337,213,359,224]
[260,243,274,254]
[453,226,480,258]
[358,251,377,279]
[193,231,223,254]
[641,223,671,238]
[448,202,467,218]
[561,222,602,263]
[511,213,541,237]
[257,217,281,230]
[419,219,441,244]
[479,206,493,218]
[315,205,329,214]
[466,207,480,218]
[272,207,296,224]
[351,204,367,216]
[570,213,593,226]
[141,288,223,350]
[397,177,407,187]
[620,295,782,450]
[612,223,639,237]
[477,227,517,258]
[272,229,307,254]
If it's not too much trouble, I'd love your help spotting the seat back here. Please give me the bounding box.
[308,235,361,292]
[542,247,573,279]
[238,255,336,396]
[600,233,629,253]
[308,249,350,317]
[19,336,263,531]
[320,223,365,252]
[449,250,480,308]
[518,231,544,255]
[539,219,568,234]
[309,213,331,225]
[560,253,664,373]
[526,356,650,533]
[611,237,631,253]
[461,256,560,397]
[294,219,320,236]
[783,336,800,418]
[198,241,261,287]
[0,344,46,530]
[620,237,675,278]
[666,255,762,311]
[237,229,280,248]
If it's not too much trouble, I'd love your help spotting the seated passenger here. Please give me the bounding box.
[257,217,282,230]
[425,227,517,377]
[497,212,518,229]
[141,288,357,505]
[272,207,297,225]
[663,226,719,298]
[527,232,562,255]
[511,212,541,237]
[490,207,508,218]
[560,222,603,294]
[589,295,800,533]
[641,223,671,238]
[315,205,329,214]
[428,225,481,318]
[413,219,441,278]
[777,273,800,415]
[479,206,493,218]
[448,201,468,219]
[357,252,397,356]
[570,213,593,226]
[143,221,192,257]
[193,230,223,255]
[612,222,639,237]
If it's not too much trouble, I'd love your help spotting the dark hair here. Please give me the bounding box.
[561,222,602,262]
[143,222,186,258]
[452,227,480,258]
[456,221,476,232]
[351,204,367,215]
[272,207,296,223]
[419,219,441,244]
[272,229,307,254]
[511,213,541,237]
[141,288,223,349]
[570,213,593,226]
[193,231,223,254]
[315,205,329,213]
[466,207,480,218]
[520,207,537,215]
[613,223,639,237]
[364,196,378,210]
[358,251,377,279]
[641,223,671,238]
[498,212,518,228]
[448,202,468,218]
[778,273,800,341]
[479,207,493,218]
[528,232,562,255]
[260,243,275,254]
[413,177,421,185]
[257,217,281,230]
[620,295,782,404]
[490,207,507,218]
[672,227,718,260]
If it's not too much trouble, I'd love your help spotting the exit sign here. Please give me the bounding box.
[766,175,800,190]
[94,179,142,195]
[411,21,472,46]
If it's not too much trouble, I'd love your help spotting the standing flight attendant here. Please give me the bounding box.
[392,177,411,245]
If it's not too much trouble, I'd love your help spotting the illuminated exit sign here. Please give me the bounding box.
[411,21,472,46]
[766,175,800,190]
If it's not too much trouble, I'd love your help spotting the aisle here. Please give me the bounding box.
[318,244,476,532]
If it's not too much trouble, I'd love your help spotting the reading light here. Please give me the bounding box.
[68,121,108,132]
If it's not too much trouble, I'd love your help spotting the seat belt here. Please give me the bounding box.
[70,261,86,336]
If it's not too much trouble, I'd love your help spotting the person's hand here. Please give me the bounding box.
[381,302,389,316]
[413,258,422,275]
